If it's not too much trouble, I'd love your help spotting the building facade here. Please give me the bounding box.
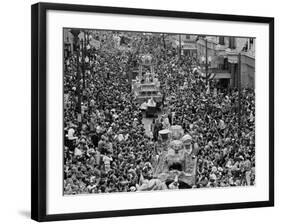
[197,36,255,89]
[169,34,198,57]
[63,29,74,57]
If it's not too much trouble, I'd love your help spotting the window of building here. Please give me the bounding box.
[223,58,229,70]
[186,34,190,39]
[219,36,225,45]
[249,38,254,49]
[229,37,236,49]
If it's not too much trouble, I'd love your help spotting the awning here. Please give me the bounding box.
[200,73,231,79]
[214,73,231,79]
[183,48,197,51]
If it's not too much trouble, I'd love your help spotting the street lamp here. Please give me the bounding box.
[227,52,242,137]
[70,29,82,128]
[201,57,212,88]
[203,38,213,85]
[237,53,242,137]
[179,34,182,60]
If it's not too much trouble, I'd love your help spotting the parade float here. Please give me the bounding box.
[132,54,163,117]
[155,125,197,188]
[137,125,198,190]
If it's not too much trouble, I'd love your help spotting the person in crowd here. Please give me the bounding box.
[63,31,255,194]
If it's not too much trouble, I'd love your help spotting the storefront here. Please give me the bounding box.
[213,72,231,89]
[227,53,255,89]
[182,42,197,57]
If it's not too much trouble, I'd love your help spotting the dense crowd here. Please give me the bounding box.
[63,31,255,195]
[157,61,255,188]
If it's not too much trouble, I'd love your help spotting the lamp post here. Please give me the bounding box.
[162,33,166,49]
[205,38,208,85]
[238,53,242,137]
[70,29,82,118]
[81,38,86,90]
[179,34,182,60]
[200,37,212,87]
[228,52,242,136]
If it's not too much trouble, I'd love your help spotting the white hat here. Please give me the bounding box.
[181,134,192,144]
[210,173,217,180]
[130,186,136,191]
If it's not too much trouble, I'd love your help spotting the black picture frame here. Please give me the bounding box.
[31,2,274,222]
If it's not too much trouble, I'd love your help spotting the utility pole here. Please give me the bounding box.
[82,33,86,90]
[76,46,81,111]
[179,34,182,60]
[162,33,166,49]
[70,29,82,129]
[238,53,242,137]
[205,38,208,85]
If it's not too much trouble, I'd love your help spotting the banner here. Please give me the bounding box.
[228,54,238,63]
[89,39,101,49]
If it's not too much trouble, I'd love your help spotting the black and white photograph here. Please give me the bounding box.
[0,0,278,223]
[63,29,256,195]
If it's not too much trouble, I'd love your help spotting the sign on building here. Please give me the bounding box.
[228,55,238,63]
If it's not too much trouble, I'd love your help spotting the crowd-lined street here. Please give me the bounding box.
[63,30,255,194]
